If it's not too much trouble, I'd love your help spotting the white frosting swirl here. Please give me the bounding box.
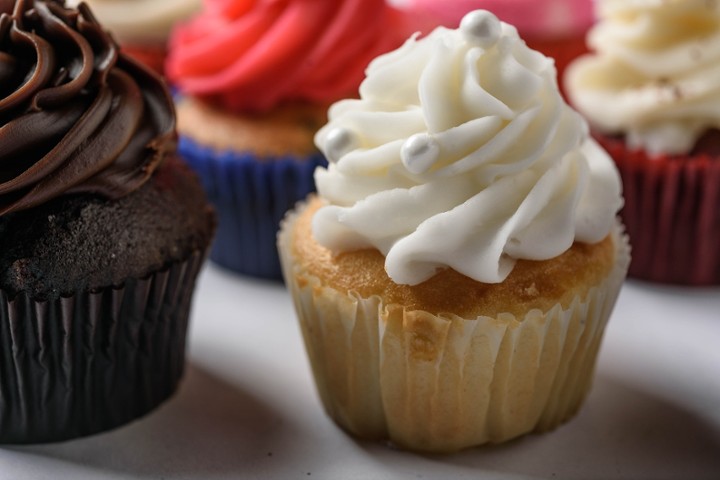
[566,0,720,155]
[313,10,622,286]
[68,0,202,43]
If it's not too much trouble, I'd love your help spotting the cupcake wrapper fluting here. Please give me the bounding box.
[0,249,207,444]
[278,203,630,453]
[598,134,720,285]
[179,136,327,280]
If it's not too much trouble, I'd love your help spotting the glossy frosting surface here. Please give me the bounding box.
[0,0,174,215]
[313,10,623,285]
[166,0,404,112]
[566,0,720,155]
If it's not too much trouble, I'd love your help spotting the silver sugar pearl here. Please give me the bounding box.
[401,134,440,174]
[324,127,358,163]
[460,10,501,49]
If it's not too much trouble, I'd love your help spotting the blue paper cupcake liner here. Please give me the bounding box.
[179,135,327,280]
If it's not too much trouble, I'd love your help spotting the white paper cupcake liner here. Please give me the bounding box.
[278,203,630,452]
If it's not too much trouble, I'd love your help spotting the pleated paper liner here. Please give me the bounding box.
[597,134,720,285]
[0,249,207,444]
[278,203,630,453]
[179,135,326,280]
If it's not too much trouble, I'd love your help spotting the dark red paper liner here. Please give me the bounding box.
[596,134,720,285]
[0,249,207,444]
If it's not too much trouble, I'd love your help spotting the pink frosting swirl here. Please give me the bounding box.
[166,0,404,112]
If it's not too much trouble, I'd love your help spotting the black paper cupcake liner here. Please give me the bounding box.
[0,249,207,444]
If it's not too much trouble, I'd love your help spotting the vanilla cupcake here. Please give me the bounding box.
[278,10,629,452]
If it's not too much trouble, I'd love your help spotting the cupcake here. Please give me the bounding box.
[565,0,720,285]
[166,0,405,280]
[394,0,595,83]
[278,10,629,452]
[66,0,201,75]
[0,0,215,443]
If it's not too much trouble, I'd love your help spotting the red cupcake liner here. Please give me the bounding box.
[596,134,720,285]
[0,249,207,444]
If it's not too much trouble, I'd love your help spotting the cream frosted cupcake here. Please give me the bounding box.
[278,10,629,452]
[565,0,720,285]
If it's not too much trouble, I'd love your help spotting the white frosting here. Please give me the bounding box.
[68,0,202,43]
[313,10,622,286]
[566,0,720,155]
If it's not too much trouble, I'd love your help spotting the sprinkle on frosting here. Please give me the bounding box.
[460,9,501,48]
[313,10,623,286]
[0,0,175,215]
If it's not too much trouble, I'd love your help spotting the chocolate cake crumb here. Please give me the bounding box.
[0,157,215,300]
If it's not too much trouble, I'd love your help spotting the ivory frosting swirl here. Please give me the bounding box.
[313,10,623,286]
[166,0,404,112]
[0,0,174,215]
[66,0,202,43]
[565,0,720,155]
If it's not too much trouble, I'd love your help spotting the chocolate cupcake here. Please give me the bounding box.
[0,0,215,443]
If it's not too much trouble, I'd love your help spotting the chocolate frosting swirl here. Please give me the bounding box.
[0,0,174,215]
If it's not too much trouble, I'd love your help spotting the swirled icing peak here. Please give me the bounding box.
[313,10,623,286]
[565,0,720,155]
[166,0,405,112]
[0,0,174,215]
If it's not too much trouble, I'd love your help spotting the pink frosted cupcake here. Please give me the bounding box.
[395,0,594,83]
[166,0,405,279]
[566,0,720,285]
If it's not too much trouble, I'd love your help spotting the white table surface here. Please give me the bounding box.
[1,263,719,480]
